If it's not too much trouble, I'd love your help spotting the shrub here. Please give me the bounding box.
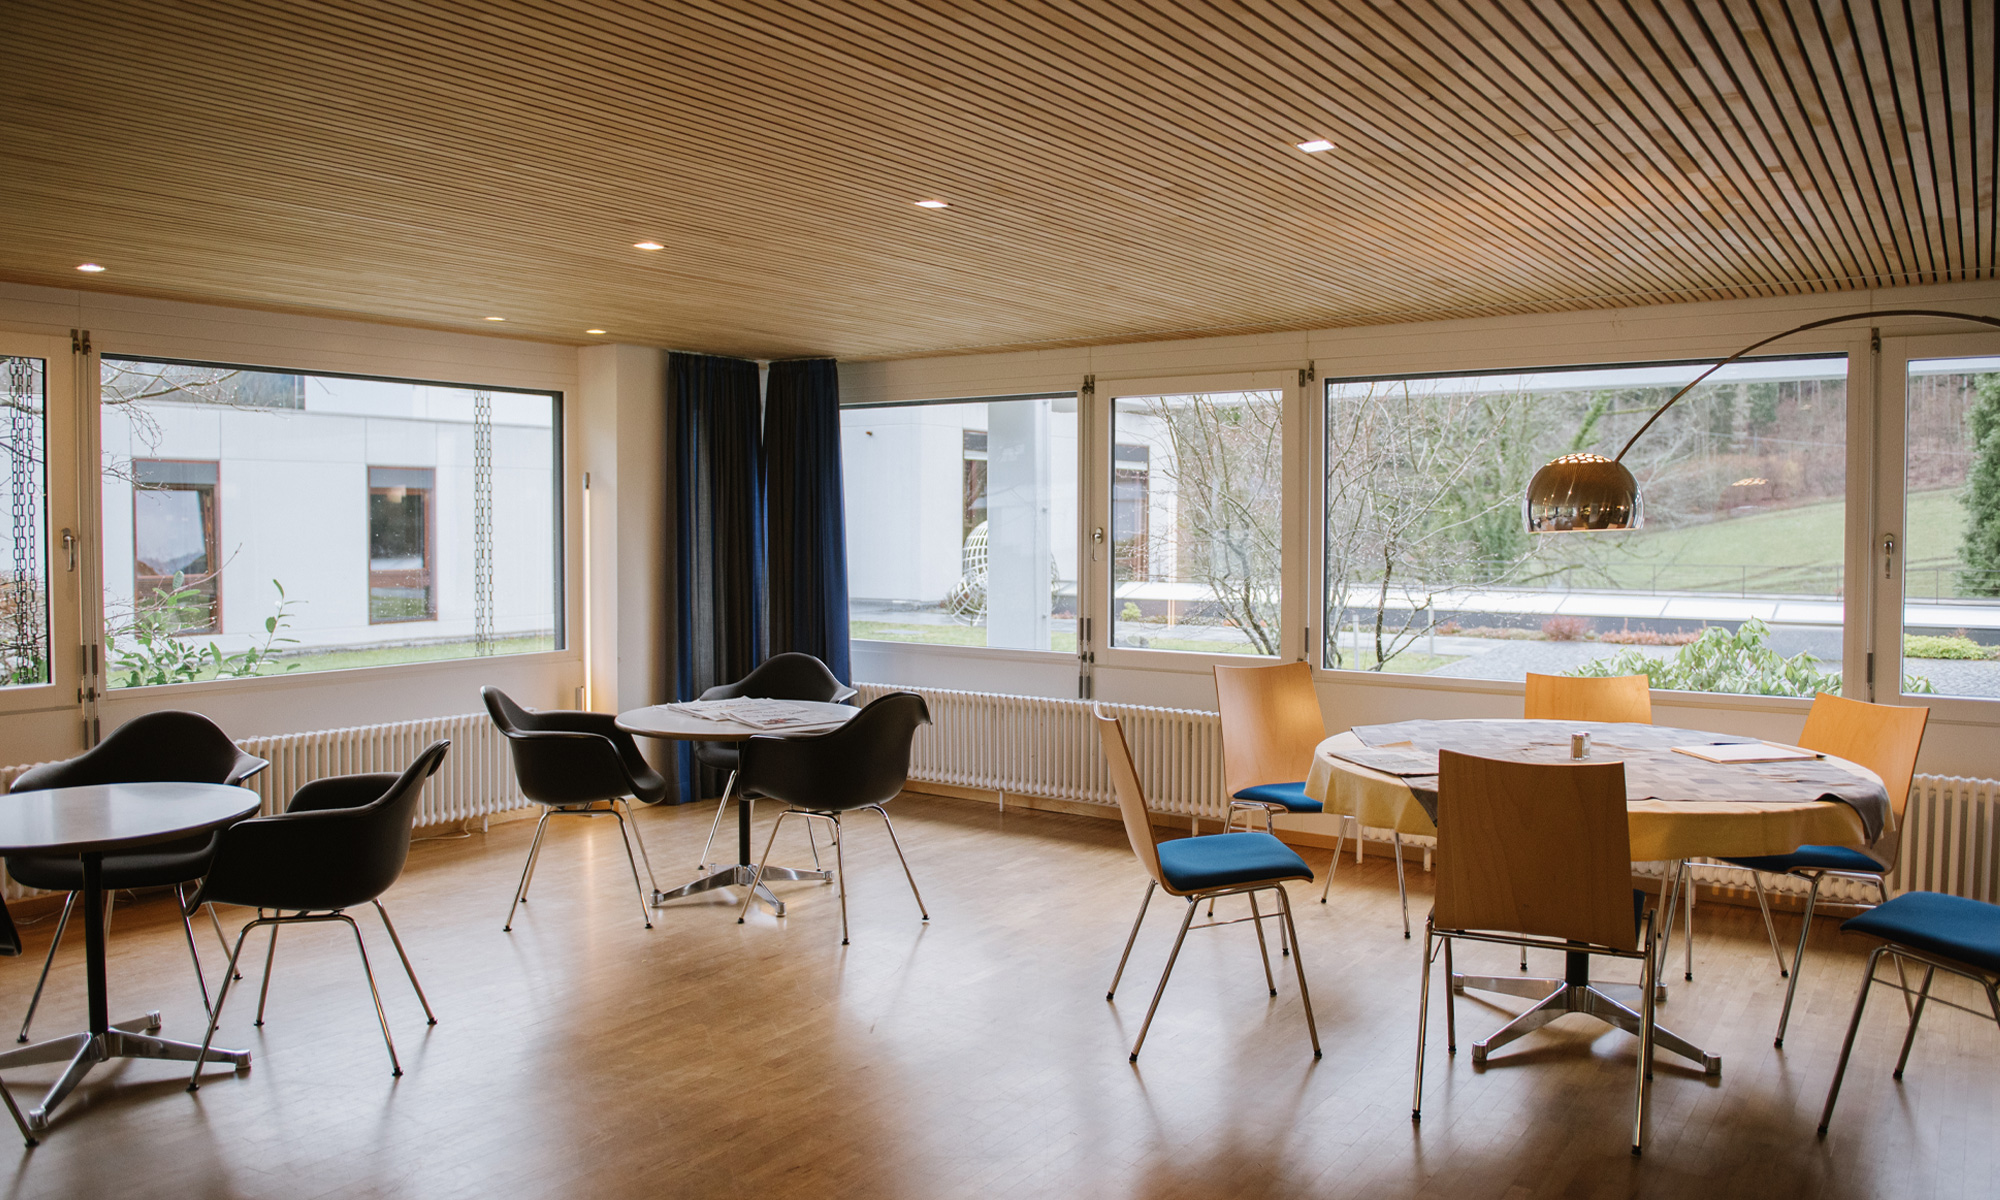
[1596,628,1701,646]
[1903,633,1996,660]
[1573,617,1938,697]
[1542,615,1591,642]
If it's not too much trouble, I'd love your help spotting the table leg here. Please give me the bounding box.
[7,854,253,1131]
[652,790,832,913]
[1455,950,1720,1076]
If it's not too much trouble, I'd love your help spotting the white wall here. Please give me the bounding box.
[843,282,2000,781]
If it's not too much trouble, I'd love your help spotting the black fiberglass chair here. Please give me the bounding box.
[734,692,930,945]
[185,740,449,1087]
[482,687,662,931]
[6,711,268,1044]
[693,653,857,872]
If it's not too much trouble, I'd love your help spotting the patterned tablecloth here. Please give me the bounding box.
[1305,719,1890,863]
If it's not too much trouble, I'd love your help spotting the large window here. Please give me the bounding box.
[1901,355,2000,699]
[1323,356,1850,697]
[100,357,561,687]
[842,395,1077,652]
[1,353,48,687]
[1110,389,1284,655]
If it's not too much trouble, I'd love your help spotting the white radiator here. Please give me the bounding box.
[1,711,525,902]
[857,682,2000,906]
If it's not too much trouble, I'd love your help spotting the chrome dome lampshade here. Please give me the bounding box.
[1524,453,1639,533]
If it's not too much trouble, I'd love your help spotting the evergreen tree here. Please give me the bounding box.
[1960,373,2000,596]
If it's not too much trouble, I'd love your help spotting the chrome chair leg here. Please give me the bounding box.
[254,917,281,1027]
[190,921,258,1091]
[338,914,401,1076]
[1247,890,1276,997]
[867,804,928,921]
[737,810,800,926]
[1321,817,1348,903]
[1129,899,1198,1062]
[1393,833,1410,938]
[1413,921,1436,1120]
[1274,885,1320,1058]
[372,900,437,1025]
[608,804,654,930]
[1817,946,1887,1135]
[1655,861,1682,983]
[615,799,660,893]
[176,884,213,1015]
[1776,872,1827,1047]
[207,902,240,979]
[17,891,75,1043]
[0,1075,31,1147]
[1634,910,1657,1156]
[502,809,553,931]
[1750,873,1789,977]
[1108,881,1157,1000]
[696,771,738,871]
[1893,962,1934,1079]
[1442,934,1457,1052]
[831,814,849,945]
[1681,861,1695,981]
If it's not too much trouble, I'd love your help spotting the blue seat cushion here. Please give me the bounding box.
[1231,781,1323,814]
[1156,831,1313,892]
[1840,892,2000,975]
[1722,845,1884,875]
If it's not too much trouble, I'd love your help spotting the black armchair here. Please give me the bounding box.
[185,740,449,1088]
[483,687,661,931]
[692,653,856,872]
[6,710,269,1043]
[734,692,931,944]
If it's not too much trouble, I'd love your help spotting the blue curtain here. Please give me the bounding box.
[670,352,765,803]
[763,358,850,684]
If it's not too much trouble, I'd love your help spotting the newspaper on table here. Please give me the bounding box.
[666,698,846,731]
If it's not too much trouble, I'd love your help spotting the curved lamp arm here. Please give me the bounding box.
[1611,308,2000,462]
[1528,307,2000,534]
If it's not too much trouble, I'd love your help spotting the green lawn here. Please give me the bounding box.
[852,621,1079,653]
[1589,488,1968,597]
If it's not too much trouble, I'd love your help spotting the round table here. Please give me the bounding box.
[617,701,858,914]
[0,782,261,1131]
[1303,719,1887,1079]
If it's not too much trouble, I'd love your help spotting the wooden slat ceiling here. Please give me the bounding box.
[2,1,1995,360]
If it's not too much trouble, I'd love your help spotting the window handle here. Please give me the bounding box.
[61,528,76,572]
[1882,532,1896,581]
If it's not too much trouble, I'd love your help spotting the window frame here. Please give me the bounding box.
[1873,329,2000,724]
[130,457,222,635]
[1089,370,1303,677]
[0,331,85,726]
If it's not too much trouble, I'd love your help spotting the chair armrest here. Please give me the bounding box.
[227,750,270,787]
[287,773,399,813]
[832,684,859,704]
[503,730,645,804]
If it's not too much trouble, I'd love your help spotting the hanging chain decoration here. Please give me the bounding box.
[3,356,48,686]
[472,389,495,656]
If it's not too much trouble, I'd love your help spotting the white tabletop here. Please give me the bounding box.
[616,700,858,742]
[0,782,263,856]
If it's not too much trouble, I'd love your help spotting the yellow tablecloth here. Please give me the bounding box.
[1305,723,1882,862]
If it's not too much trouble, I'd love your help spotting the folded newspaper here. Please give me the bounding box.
[667,698,845,730]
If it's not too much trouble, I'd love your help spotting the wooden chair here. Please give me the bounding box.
[1413,750,1658,1155]
[1523,672,1652,724]
[1214,662,1416,933]
[1095,706,1320,1062]
[1713,693,1929,1045]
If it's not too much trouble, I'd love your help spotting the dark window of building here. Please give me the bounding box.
[369,466,435,622]
[133,459,220,633]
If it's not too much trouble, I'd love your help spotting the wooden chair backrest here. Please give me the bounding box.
[1093,707,1163,886]
[1433,750,1637,951]
[1213,661,1328,796]
[1523,672,1652,724]
[1797,692,1929,819]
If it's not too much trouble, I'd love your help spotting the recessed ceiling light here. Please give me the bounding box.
[76,263,106,273]
[633,241,665,251]
[914,199,949,209]
[484,316,506,321]
[1296,139,1336,153]
[586,329,607,335]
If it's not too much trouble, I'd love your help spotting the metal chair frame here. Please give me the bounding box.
[1693,860,1891,1045]
[16,886,236,1045]
[1414,913,1659,1154]
[1108,877,1320,1062]
[503,798,659,932]
[1818,940,2000,1136]
[189,901,435,1087]
[736,803,925,945]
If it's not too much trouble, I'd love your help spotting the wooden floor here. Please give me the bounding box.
[0,795,1990,1199]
